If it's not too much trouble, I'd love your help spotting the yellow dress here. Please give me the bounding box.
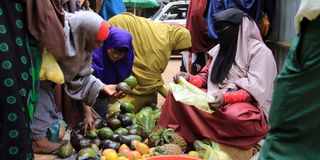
[107,12,191,110]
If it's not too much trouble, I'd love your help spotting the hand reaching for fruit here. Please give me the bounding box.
[83,105,95,135]
[101,85,126,99]
[173,72,189,83]
[208,93,225,110]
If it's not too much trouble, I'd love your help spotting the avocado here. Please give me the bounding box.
[97,127,114,140]
[128,128,139,135]
[123,75,138,88]
[89,143,99,153]
[125,135,142,142]
[94,118,107,129]
[91,138,102,148]
[116,82,131,94]
[77,148,97,159]
[114,128,129,136]
[110,134,121,143]
[86,130,98,139]
[107,117,121,130]
[58,143,73,158]
[119,135,132,146]
[117,114,133,127]
[120,102,135,113]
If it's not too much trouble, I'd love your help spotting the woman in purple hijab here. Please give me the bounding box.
[92,26,134,84]
[91,26,134,118]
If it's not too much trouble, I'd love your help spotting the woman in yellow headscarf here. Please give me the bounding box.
[107,12,191,110]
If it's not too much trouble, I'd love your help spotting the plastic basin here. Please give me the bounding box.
[146,155,201,160]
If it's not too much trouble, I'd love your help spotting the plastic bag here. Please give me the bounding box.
[40,52,64,84]
[194,140,231,160]
[169,77,215,113]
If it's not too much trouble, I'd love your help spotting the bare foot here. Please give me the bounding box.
[32,138,62,154]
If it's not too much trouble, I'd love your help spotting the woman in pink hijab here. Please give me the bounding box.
[158,8,277,149]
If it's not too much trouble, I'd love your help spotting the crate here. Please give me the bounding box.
[219,144,254,160]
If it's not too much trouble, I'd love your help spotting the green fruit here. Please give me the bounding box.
[86,130,98,139]
[126,135,142,142]
[77,148,96,159]
[114,127,129,136]
[120,102,135,113]
[58,143,73,158]
[89,143,99,153]
[124,75,138,88]
[98,127,114,140]
[107,102,121,117]
[125,112,135,120]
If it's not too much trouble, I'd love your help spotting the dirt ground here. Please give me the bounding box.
[157,59,181,106]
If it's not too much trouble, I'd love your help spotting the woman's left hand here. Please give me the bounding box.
[208,94,225,110]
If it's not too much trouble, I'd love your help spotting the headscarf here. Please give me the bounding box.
[107,12,191,95]
[26,0,66,61]
[58,11,109,106]
[99,0,126,20]
[210,8,246,83]
[207,15,277,118]
[206,0,262,40]
[294,0,320,33]
[92,26,134,84]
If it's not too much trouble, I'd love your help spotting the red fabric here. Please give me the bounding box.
[224,89,252,104]
[158,91,268,149]
[96,21,109,41]
[188,74,203,88]
[186,0,215,53]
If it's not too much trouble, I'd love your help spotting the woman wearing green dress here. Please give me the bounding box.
[259,0,320,159]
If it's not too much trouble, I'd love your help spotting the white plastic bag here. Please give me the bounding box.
[169,77,215,113]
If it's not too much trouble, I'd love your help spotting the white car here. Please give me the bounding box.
[150,1,189,27]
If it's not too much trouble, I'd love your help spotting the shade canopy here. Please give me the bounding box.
[123,0,159,8]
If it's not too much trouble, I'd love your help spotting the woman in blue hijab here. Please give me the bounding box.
[91,26,134,118]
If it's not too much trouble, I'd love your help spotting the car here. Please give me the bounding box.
[150,1,189,27]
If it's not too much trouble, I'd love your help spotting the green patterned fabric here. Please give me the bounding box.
[259,17,320,160]
[0,0,41,159]
[26,37,42,121]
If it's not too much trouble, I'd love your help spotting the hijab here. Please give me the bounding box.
[59,11,108,82]
[210,8,246,83]
[92,26,134,84]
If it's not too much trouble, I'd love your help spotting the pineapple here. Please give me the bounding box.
[148,128,174,147]
[171,134,187,152]
[135,112,187,152]
[151,144,182,156]
[148,128,187,152]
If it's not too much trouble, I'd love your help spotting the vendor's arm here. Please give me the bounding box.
[223,89,252,104]
[188,58,212,88]
[209,89,252,110]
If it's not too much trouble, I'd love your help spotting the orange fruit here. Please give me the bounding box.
[134,142,149,155]
[119,144,130,153]
[102,148,117,157]
[118,157,129,160]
